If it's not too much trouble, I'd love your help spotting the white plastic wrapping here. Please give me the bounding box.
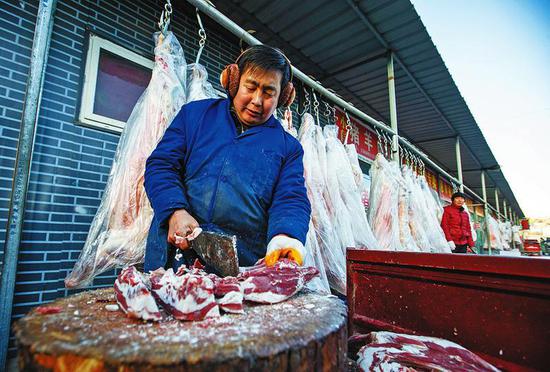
[486,215,504,250]
[412,172,451,253]
[298,114,342,293]
[397,168,420,252]
[280,107,298,138]
[368,154,401,251]
[186,63,218,102]
[323,126,355,252]
[65,32,188,288]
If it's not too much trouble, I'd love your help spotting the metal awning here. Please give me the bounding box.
[203,0,523,218]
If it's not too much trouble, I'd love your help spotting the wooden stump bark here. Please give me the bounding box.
[15,288,347,371]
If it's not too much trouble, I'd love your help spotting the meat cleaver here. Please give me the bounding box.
[183,228,240,277]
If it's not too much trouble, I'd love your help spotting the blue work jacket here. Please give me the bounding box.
[144,98,311,270]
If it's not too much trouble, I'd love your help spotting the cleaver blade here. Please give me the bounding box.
[189,230,239,277]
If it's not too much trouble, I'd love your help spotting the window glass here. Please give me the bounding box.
[93,49,151,122]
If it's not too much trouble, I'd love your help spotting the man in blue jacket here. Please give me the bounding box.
[143,45,311,272]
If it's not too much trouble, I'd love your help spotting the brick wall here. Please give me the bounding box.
[0,0,246,357]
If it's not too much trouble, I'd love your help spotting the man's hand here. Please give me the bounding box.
[448,241,456,250]
[167,209,199,250]
[265,234,305,267]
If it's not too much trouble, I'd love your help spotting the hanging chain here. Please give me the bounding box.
[158,0,173,35]
[312,91,320,126]
[195,8,207,64]
[344,110,352,145]
[296,88,310,116]
[323,101,332,120]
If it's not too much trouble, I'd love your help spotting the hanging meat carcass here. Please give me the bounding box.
[298,114,345,294]
[368,154,402,251]
[397,167,420,252]
[65,32,188,288]
[324,125,378,250]
[323,126,356,252]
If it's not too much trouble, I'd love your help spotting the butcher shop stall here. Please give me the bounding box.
[0,0,547,371]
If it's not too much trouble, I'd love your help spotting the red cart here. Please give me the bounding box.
[347,249,550,371]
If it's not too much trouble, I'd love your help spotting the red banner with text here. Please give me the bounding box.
[334,108,378,161]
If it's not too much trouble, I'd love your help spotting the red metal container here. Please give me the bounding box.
[347,249,550,371]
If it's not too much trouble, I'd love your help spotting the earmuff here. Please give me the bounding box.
[219,47,296,108]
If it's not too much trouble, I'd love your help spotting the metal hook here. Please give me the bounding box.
[158,0,173,35]
[195,8,207,64]
[343,109,352,145]
[296,87,310,116]
[312,91,320,126]
[323,101,332,119]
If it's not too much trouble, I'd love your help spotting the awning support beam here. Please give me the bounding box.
[387,52,399,161]
[456,137,464,192]
[495,189,500,220]
[481,171,492,255]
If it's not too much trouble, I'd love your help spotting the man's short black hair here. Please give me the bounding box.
[237,45,291,90]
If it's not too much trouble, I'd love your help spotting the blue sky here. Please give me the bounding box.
[410,0,550,218]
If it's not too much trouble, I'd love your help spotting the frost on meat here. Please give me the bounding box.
[114,266,161,321]
[357,331,500,372]
[238,259,319,304]
[150,265,220,321]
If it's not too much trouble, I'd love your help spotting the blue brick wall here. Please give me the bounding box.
[1,0,243,358]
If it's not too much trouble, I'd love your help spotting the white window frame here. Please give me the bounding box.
[78,34,154,133]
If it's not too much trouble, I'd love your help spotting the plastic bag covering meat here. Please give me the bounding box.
[368,154,402,251]
[397,168,420,252]
[186,63,218,103]
[463,204,478,245]
[114,266,161,321]
[298,114,345,294]
[420,177,444,223]
[357,331,500,372]
[238,259,319,304]
[150,264,220,321]
[208,274,244,314]
[280,108,298,138]
[303,221,330,294]
[401,167,450,253]
[324,125,378,250]
[65,32,187,288]
[323,126,355,252]
[487,215,503,250]
[347,145,371,211]
[500,221,512,250]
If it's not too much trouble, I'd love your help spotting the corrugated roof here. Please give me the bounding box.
[211,0,523,217]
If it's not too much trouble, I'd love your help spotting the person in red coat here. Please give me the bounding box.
[441,192,475,253]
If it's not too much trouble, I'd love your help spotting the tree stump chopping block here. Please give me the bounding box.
[15,288,347,371]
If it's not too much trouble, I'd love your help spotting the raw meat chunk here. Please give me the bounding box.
[238,259,319,304]
[209,275,244,314]
[357,331,500,372]
[114,266,161,321]
[150,265,219,321]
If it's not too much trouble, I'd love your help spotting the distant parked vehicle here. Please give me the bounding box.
[522,238,542,256]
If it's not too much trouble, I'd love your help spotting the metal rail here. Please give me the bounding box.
[0,0,57,368]
[186,0,510,221]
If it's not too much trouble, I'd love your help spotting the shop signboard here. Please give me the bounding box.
[335,108,378,161]
[424,168,438,191]
[439,176,453,204]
